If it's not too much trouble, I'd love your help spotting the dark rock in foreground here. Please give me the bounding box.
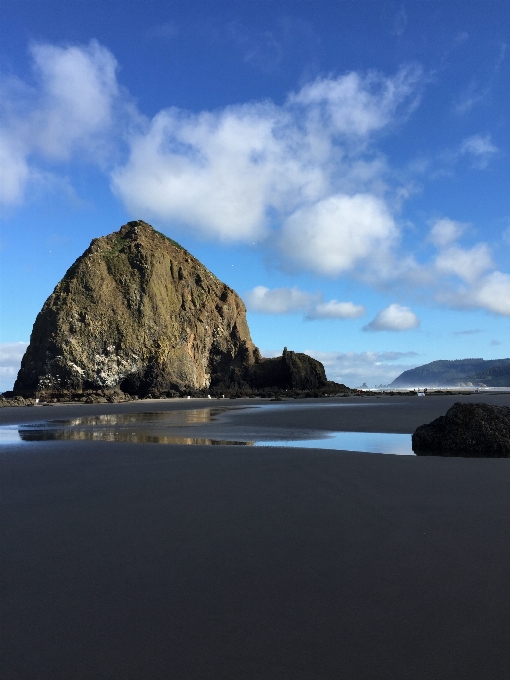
[412,402,510,457]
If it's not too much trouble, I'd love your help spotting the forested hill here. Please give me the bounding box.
[390,358,510,387]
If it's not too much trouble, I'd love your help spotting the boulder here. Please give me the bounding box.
[412,402,510,457]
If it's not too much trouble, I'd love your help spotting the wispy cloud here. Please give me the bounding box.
[428,218,467,248]
[438,134,499,171]
[454,42,507,114]
[503,225,510,246]
[0,40,124,204]
[392,6,407,37]
[459,134,498,169]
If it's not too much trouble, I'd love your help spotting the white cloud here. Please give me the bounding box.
[28,41,119,160]
[8,40,510,324]
[305,349,419,387]
[289,64,422,137]
[111,65,421,243]
[459,134,498,168]
[0,135,30,204]
[437,271,510,316]
[469,271,510,316]
[307,300,366,320]
[0,342,28,392]
[2,42,429,288]
[244,285,317,314]
[428,218,466,248]
[0,40,121,204]
[112,103,326,242]
[279,193,397,276]
[363,303,419,332]
[244,285,365,319]
[435,243,493,283]
[423,215,510,317]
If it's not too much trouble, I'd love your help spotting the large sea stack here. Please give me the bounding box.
[14,221,333,399]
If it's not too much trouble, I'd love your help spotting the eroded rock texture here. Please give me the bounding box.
[14,221,260,397]
[412,402,510,457]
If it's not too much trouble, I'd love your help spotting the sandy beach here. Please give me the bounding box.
[2,394,510,679]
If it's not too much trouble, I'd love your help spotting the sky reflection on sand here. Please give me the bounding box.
[0,405,413,454]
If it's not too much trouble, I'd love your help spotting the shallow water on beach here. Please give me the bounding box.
[262,432,413,455]
[0,406,414,454]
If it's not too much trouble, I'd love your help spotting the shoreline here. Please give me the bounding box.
[3,394,510,679]
[2,391,510,435]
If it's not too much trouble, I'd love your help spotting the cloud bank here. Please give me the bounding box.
[305,350,419,387]
[110,64,421,253]
[2,40,509,318]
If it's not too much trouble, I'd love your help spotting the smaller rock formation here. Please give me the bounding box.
[412,402,510,457]
[222,347,328,391]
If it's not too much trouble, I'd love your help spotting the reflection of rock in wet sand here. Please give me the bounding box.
[18,428,252,445]
[52,407,231,428]
[17,407,252,445]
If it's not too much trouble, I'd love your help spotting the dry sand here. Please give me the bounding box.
[2,394,510,679]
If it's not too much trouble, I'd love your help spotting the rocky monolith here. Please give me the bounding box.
[14,221,337,399]
[14,221,260,398]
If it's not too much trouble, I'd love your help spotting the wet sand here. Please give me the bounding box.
[2,394,510,679]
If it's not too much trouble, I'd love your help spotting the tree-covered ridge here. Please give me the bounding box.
[391,358,510,387]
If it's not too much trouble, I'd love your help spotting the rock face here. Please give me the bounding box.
[412,402,510,457]
[14,221,260,397]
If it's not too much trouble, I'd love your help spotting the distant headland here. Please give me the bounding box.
[391,358,510,388]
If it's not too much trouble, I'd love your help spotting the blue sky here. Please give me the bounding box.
[1,0,509,390]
